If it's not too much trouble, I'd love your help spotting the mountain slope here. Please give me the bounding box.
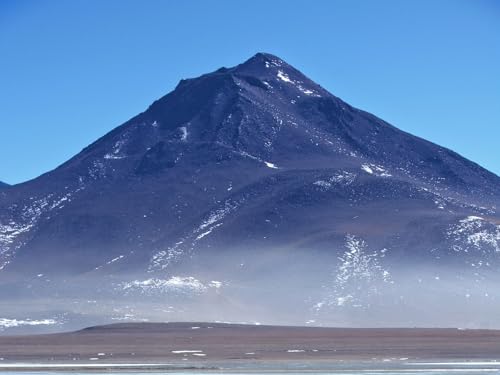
[0,53,499,332]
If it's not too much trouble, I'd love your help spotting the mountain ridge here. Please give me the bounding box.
[10,53,500,188]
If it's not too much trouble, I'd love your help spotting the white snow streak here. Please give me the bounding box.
[121,276,224,295]
[361,163,392,177]
[0,318,57,329]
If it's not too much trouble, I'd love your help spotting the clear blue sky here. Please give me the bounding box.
[1,0,499,184]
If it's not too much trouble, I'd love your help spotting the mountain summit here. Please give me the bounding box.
[1,53,499,332]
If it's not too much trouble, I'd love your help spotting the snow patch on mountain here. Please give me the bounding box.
[0,318,58,330]
[150,199,240,270]
[276,70,321,97]
[265,161,279,169]
[88,160,107,179]
[0,222,33,248]
[95,255,125,270]
[104,131,130,160]
[0,189,82,270]
[447,216,500,253]
[104,140,127,159]
[313,171,357,190]
[237,150,280,170]
[179,126,188,141]
[277,70,293,83]
[0,222,33,270]
[315,235,392,310]
[264,57,282,68]
[196,223,223,240]
[198,201,238,233]
[361,163,392,177]
[262,81,273,89]
[120,276,223,295]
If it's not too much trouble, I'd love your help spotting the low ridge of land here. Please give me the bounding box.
[1,322,500,369]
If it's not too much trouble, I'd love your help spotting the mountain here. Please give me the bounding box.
[0,181,8,189]
[1,53,499,333]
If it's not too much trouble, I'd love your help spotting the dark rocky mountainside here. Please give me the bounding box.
[0,53,499,332]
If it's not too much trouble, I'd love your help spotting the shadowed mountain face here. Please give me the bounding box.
[0,181,8,189]
[1,53,499,332]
